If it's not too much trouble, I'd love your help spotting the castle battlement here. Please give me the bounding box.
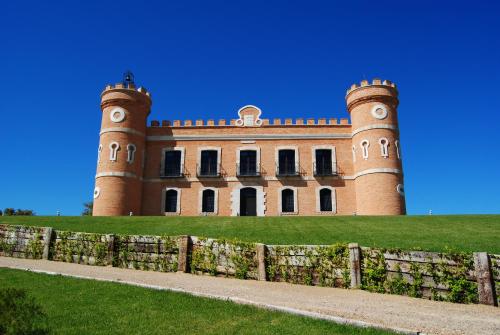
[149,117,351,128]
[346,78,397,96]
[102,82,152,97]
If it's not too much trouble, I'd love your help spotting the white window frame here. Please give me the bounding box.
[162,187,181,215]
[360,140,370,160]
[311,145,337,175]
[97,144,103,163]
[316,186,337,214]
[197,146,222,176]
[198,187,219,215]
[378,138,389,158]
[236,146,261,175]
[126,144,137,163]
[395,140,401,159]
[275,146,299,176]
[278,186,298,215]
[161,147,185,177]
[109,142,120,161]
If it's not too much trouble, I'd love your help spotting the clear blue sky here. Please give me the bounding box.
[1,1,499,215]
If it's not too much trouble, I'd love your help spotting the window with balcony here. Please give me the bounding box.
[238,150,258,176]
[314,149,333,176]
[163,150,183,177]
[277,149,297,176]
[199,150,219,177]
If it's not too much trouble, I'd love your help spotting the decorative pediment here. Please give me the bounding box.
[235,105,263,127]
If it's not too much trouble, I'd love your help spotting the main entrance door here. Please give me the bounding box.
[240,187,257,216]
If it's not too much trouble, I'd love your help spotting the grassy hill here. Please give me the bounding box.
[1,215,499,253]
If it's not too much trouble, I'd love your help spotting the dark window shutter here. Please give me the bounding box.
[201,150,218,176]
[315,149,332,175]
[240,150,257,175]
[319,188,332,211]
[279,150,295,175]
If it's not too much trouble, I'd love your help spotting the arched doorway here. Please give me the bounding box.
[240,187,257,216]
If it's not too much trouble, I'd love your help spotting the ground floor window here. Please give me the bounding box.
[202,189,215,213]
[319,188,333,211]
[281,188,295,213]
[165,189,179,213]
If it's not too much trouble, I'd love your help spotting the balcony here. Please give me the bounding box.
[276,165,299,177]
[197,164,221,178]
[237,163,261,177]
[160,166,185,178]
[313,162,337,177]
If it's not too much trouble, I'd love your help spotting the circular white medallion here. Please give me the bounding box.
[110,107,126,123]
[396,184,405,196]
[371,105,388,120]
[93,187,101,199]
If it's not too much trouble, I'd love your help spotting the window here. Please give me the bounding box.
[281,188,295,213]
[199,149,220,177]
[319,188,333,211]
[109,142,120,161]
[202,189,215,213]
[164,189,179,213]
[395,140,401,159]
[278,149,297,176]
[379,138,389,158]
[352,145,356,162]
[127,144,136,163]
[164,150,182,177]
[97,144,102,163]
[238,150,258,176]
[360,140,370,160]
[315,149,333,176]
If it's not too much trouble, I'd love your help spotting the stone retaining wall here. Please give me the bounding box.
[0,224,497,307]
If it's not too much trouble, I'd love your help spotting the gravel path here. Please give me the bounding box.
[1,257,499,335]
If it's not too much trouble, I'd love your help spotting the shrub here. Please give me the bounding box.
[0,288,49,335]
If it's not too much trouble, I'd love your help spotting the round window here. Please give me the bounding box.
[93,187,101,199]
[396,184,405,196]
[110,107,126,123]
[371,105,388,120]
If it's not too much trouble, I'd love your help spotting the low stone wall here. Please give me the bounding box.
[266,244,350,287]
[0,224,47,259]
[0,224,498,307]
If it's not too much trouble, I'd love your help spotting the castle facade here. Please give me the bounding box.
[93,76,406,216]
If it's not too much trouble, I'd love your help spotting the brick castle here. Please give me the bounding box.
[93,74,406,216]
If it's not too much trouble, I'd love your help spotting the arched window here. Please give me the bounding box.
[319,188,333,212]
[281,188,295,213]
[109,142,120,161]
[164,189,178,213]
[395,140,401,159]
[127,144,136,163]
[97,144,102,163]
[202,189,215,213]
[378,138,389,158]
[360,140,370,160]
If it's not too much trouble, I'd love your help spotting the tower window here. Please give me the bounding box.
[314,149,333,176]
[360,140,370,160]
[379,138,389,158]
[97,144,102,163]
[395,140,401,159]
[281,188,296,213]
[109,142,120,161]
[199,150,219,177]
[164,150,183,177]
[278,149,297,176]
[127,144,136,163]
[238,150,258,176]
[164,189,179,213]
[352,145,356,162]
[201,189,215,213]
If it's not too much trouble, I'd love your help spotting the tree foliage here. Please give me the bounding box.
[82,202,93,216]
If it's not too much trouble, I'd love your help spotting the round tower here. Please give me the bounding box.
[346,78,406,215]
[93,73,152,216]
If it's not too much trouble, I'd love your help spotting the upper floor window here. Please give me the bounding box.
[379,138,389,158]
[163,150,183,177]
[360,140,370,160]
[201,189,215,213]
[199,149,220,177]
[126,144,136,164]
[109,142,120,161]
[238,150,258,176]
[277,149,297,176]
[314,149,333,176]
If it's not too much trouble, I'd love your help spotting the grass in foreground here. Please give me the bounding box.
[2,215,500,253]
[0,268,392,335]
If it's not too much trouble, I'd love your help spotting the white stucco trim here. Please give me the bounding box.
[109,107,126,123]
[147,133,351,141]
[109,142,120,161]
[235,105,263,127]
[352,145,356,163]
[160,147,185,177]
[126,144,137,163]
[162,187,181,215]
[311,145,337,175]
[275,146,299,175]
[371,104,388,120]
[97,144,102,163]
[230,185,266,216]
[360,140,370,160]
[354,168,401,179]
[197,146,222,176]
[378,138,389,158]
[100,127,145,137]
[315,186,337,214]
[236,146,261,175]
[395,140,401,159]
[198,187,219,215]
[95,171,137,179]
[352,124,397,137]
[278,186,298,215]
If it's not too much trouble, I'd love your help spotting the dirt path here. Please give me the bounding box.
[1,257,499,335]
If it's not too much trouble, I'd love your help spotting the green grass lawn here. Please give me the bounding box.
[1,215,500,253]
[0,268,392,335]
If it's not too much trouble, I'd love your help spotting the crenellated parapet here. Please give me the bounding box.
[346,78,398,113]
[149,117,351,128]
